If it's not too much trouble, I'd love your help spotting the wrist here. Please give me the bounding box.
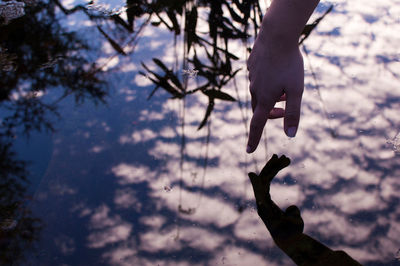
[258,15,300,52]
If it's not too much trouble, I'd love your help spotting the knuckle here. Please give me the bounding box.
[250,123,263,133]
[285,111,299,122]
[249,85,256,95]
[291,87,304,96]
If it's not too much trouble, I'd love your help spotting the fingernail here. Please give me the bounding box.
[287,127,297,137]
[246,145,252,153]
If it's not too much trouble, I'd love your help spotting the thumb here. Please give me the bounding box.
[284,91,302,138]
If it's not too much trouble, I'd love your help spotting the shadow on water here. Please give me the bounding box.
[249,154,362,266]
[1,0,400,265]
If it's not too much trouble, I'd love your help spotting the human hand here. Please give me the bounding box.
[246,32,304,153]
[248,154,291,206]
[248,154,304,242]
[249,155,361,266]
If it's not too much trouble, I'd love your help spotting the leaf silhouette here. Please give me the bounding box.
[151,20,162,26]
[197,36,239,60]
[299,5,333,45]
[203,89,236,102]
[185,6,198,53]
[167,10,180,35]
[198,98,214,130]
[221,68,241,86]
[96,26,126,55]
[141,62,184,99]
[152,58,183,91]
[155,13,174,32]
[225,3,245,23]
[139,71,161,100]
[111,14,132,32]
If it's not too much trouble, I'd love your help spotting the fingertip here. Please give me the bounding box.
[246,145,252,153]
[246,134,260,154]
[284,91,302,137]
[286,126,297,138]
[285,205,301,217]
[248,172,257,179]
[279,155,291,168]
[246,144,257,153]
[248,108,269,154]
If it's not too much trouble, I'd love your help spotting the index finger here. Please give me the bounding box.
[259,154,291,184]
[248,172,267,206]
[247,105,270,153]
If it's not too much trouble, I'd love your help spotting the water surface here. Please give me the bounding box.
[1,0,400,265]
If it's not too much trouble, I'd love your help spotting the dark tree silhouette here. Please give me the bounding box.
[0,0,107,138]
[0,1,110,263]
[0,140,43,265]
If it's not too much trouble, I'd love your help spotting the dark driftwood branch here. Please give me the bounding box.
[249,154,362,266]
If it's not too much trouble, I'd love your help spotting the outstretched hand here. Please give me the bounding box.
[248,154,291,206]
[246,28,304,153]
[248,154,304,242]
[248,154,362,266]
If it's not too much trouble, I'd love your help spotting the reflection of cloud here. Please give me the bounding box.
[270,184,306,207]
[208,246,283,266]
[139,215,166,228]
[177,227,225,250]
[138,109,167,121]
[102,246,137,266]
[317,189,385,214]
[134,73,152,87]
[139,229,180,253]
[380,176,400,201]
[118,87,137,102]
[87,205,132,248]
[114,188,142,210]
[161,189,239,227]
[303,210,373,244]
[27,0,400,265]
[89,145,105,153]
[89,205,121,229]
[119,129,157,144]
[111,163,153,185]
[54,235,76,255]
[87,224,132,248]
[148,141,181,159]
[48,181,77,196]
[120,62,137,72]
[234,209,271,242]
[355,169,379,185]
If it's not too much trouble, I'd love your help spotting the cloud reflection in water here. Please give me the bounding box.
[6,0,400,265]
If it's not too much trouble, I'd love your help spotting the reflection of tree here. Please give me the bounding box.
[140,0,257,129]
[0,2,343,264]
[0,1,110,263]
[133,1,334,217]
[139,1,333,129]
[0,0,107,137]
[46,0,332,131]
[0,140,43,265]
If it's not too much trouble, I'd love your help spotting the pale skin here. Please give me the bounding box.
[246,0,321,153]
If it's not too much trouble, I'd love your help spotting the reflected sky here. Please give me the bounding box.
[1,0,400,265]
